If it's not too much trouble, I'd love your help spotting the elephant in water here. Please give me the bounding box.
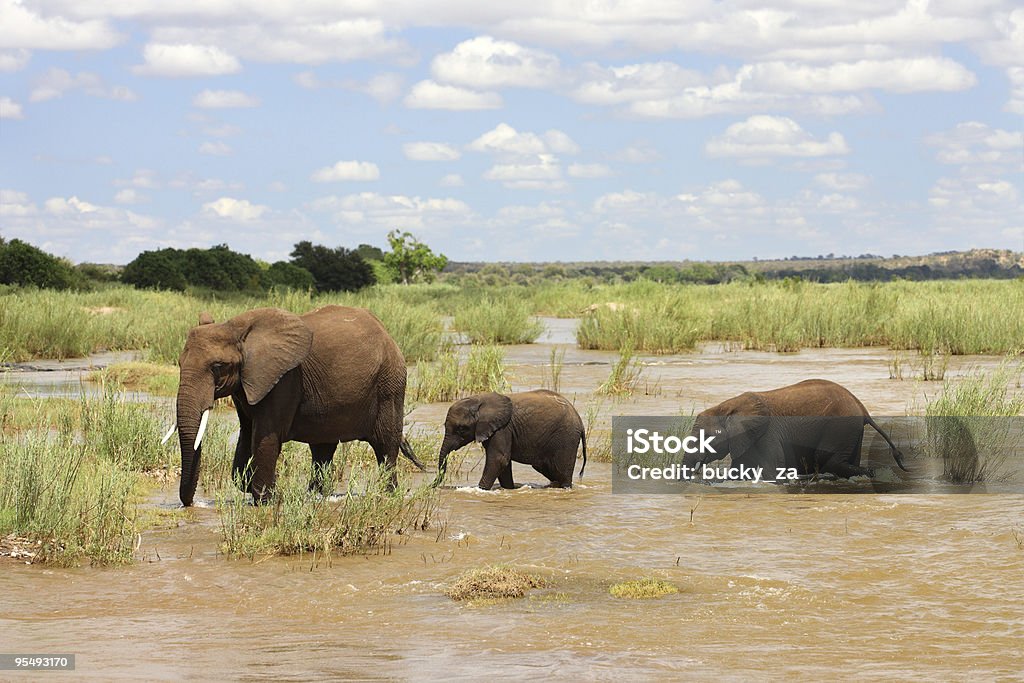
[167,306,424,506]
[435,390,587,489]
[682,379,907,480]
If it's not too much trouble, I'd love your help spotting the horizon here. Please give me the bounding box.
[1,2,1021,264]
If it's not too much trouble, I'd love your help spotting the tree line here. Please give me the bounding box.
[0,230,447,293]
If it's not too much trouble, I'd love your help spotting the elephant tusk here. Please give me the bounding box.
[194,409,210,451]
[160,424,176,445]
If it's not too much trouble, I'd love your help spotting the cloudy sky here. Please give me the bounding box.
[0,1,1021,264]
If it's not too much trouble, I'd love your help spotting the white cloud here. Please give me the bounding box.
[439,173,465,187]
[737,58,976,94]
[192,89,259,108]
[925,121,1023,169]
[133,43,241,77]
[115,169,159,189]
[0,189,35,216]
[150,20,412,66]
[613,143,661,163]
[295,70,404,104]
[0,0,121,51]
[403,142,461,161]
[202,197,269,221]
[113,188,146,204]
[431,36,563,89]
[706,115,849,160]
[572,61,705,105]
[0,49,30,72]
[311,160,381,182]
[404,80,502,110]
[29,68,136,102]
[484,154,565,191]
[468,123,578,158]
[198,141,232,156]
[815,173,870,191]
[1003,66,1024,114]
[0,95,23,119]
[568,163,613,178]
[309,192,473,236]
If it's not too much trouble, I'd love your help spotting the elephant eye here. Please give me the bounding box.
[211,362,227,372]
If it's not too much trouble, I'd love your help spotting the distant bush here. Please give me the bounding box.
[290,240,375,292]
[0,238,79,289]
[121,244,264,292]
[262,261,315,291]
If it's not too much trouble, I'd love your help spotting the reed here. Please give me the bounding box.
[453,297,544,345]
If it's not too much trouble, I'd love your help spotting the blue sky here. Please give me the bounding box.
[0,1,1021,264]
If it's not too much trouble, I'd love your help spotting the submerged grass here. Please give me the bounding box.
[609,578,679,599]
[597,345,644,397]
[217,459,438,559]
[444,564,547,602]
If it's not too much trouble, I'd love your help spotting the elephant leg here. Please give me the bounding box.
[249,430,283,504]
[308,442,338,494]
[497,461,516,489]
[533,461,571,488]
[477,447,511,491]
[232,409,255,493]
[370,437,401,490]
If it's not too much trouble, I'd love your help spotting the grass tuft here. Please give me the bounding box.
[609,578,679,599]
[444,564,547,602]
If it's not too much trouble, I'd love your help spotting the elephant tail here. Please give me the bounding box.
[400,438,427,472]
[865,416,908,472]
[578,430,588,481]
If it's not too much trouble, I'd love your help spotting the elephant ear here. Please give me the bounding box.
[237,308,313,405]
[474,393,513,443]
[725,393,770,459]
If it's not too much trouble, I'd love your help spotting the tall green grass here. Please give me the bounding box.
[410,345,509,403]
[925,365,1024,483]
[5,279,1024,361]
[216,455,438,559]
[453,297,544,345]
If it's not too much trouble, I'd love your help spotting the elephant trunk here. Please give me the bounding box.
[433,435,460,487]
[176,371,214,507]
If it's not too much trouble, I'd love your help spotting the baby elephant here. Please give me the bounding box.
[683,379,907,479]
[436,390,587,489]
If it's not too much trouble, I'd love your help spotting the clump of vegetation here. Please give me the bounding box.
[609,578,679,599]
[454,297,544,345]
[288,240,375,293]
[925,365,1024,483]
[444,565,547,602]
[543,346,566,393]
[0,238,80,290]
[89,362,180,396]
[217,459,438,559]
[597,345,644,397]
[577,300,700,354]
[411,346,508,402]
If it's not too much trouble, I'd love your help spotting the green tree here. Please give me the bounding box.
[0,238,79,289]
[121,248,188,290]
[383,230,448,284]
[263,261,315,290]
[289,241,375,292]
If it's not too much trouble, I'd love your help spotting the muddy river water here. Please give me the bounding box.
[4,321,1024,680]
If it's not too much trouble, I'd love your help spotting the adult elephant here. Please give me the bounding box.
[169,306,424,506]
[435,389,587,489]
[682,379,906,480]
